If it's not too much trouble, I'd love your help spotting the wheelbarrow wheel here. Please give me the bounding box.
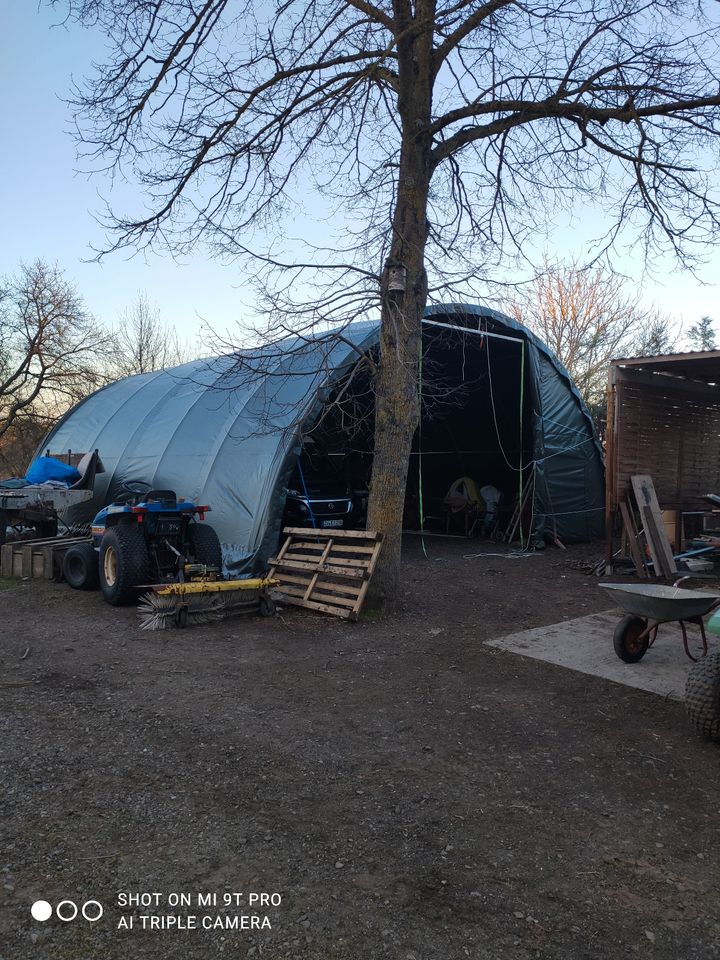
[685,651,720,742]
[613,615,649,663]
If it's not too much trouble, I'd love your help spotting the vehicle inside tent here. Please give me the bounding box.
[283,314,536,543]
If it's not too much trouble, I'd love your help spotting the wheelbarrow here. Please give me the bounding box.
[599,582,720,663]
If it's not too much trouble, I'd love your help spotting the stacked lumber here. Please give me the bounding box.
[618,474,676,580]
[269,527,383,620]
[0,537,91,581]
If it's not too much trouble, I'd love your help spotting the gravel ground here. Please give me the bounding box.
[1,537,719,960]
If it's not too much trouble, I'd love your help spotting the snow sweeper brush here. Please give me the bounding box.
[137,577,279,631]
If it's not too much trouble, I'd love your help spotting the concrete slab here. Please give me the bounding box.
[487,610,720,701]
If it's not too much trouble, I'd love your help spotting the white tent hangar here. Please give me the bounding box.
[42,305,605,573]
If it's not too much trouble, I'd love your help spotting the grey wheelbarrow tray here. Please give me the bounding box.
[599,582,720,662]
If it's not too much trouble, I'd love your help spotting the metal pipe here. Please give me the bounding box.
[421,317,524,345]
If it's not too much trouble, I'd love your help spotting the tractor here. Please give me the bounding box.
[62,480,222,605]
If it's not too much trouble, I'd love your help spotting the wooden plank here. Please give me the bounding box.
[619,500,647,579]
[274,593,355,620]
[273,572,313,588]
[313,580,362,598]
[269,556,367,580]
[310,591,357,609]
[282,526,382,541]
[353,539,384,614]
[281,549,371,567]
[632,475,676,578]
[641,506,676,580]
[0,543,14,578]
[21,544,35,579]
[303,539,334,601]
[306,537,375,556]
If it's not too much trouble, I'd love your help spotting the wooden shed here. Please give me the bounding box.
[605,350,720,563]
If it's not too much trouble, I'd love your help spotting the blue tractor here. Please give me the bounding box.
[62,480,222,606]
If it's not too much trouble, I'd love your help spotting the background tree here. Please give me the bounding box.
[0,261,103,457]
[0,260,104,476]
[56,0,720,601]
[686,315,716,351]
[632,315,679,358]
[107,292,191,379]
[505,259,672,408]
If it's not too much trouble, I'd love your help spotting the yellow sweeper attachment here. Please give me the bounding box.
[137,577,279,631]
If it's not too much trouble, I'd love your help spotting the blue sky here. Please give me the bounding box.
[2,1,719,343]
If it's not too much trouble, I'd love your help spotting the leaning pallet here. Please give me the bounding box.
[268,527,383,620]
[0,536,91,580]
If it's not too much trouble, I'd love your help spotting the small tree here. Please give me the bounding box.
[0,260,103,443]
[686,315,716,351]
[632,315,679,358]
[506,259,667,407]
[108,292,190,379]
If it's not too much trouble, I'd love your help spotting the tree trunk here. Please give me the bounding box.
[366,6,434,608]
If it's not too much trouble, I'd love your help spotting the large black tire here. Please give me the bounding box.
[188,523,222,570]
[63,543,99,590]
[99,524,152,606]
[35,517,58,539]
[613,615,649,663]
[685,651,720,742]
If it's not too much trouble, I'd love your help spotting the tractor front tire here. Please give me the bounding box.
[685,651,720,742]
[63,543,99,590]
[99,524,152,606]
[188,523,222,571]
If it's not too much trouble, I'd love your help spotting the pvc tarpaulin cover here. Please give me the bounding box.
[41,306,604,573]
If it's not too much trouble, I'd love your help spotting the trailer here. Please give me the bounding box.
[0,450,102,545]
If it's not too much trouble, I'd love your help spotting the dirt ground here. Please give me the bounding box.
[1,537,719,960]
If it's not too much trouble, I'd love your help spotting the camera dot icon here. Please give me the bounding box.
[30,901,52,922]
[30,899,104,922]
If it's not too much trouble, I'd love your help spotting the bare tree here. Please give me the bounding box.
[54,0,720,601]
[107,291,191,379]
[686,315,716,351]
[0,260,103,444]
[631,315,680,358]
[506,258,672,406]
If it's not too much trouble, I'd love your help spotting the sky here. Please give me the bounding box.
[2,0,720,345]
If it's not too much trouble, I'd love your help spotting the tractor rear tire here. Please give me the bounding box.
[99,524,152,606]
[63,543,99,590]
[188,523,222,570]
[685,651,720,742]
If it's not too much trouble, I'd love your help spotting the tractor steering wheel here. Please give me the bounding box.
[121,479,152,496]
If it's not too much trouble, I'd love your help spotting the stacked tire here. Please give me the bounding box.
[685,651,720,742]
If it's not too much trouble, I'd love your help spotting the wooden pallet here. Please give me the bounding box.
[0,537,91,581]
[268,527,383,620]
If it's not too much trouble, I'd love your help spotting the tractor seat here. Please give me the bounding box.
[146,489,177,505]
